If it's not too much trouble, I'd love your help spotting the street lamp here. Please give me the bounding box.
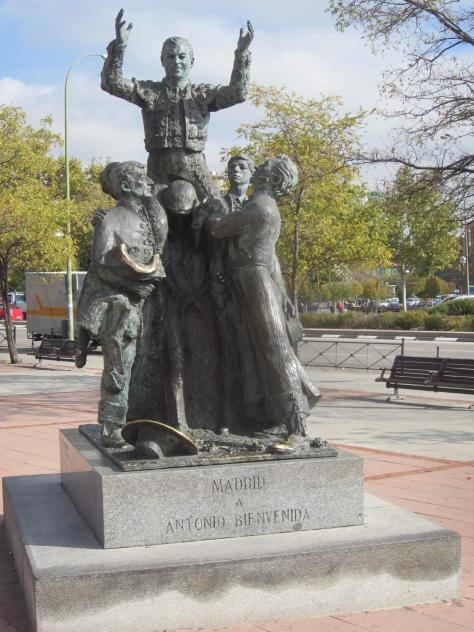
[64,52,106,340]
[464,224,471,294]
[401,269,410,311]
[460,256,469,294]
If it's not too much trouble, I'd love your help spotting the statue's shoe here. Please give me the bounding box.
[254,424,287,442]
[101,423,126,448]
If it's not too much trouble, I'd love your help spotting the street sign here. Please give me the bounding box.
[469,286,474,295]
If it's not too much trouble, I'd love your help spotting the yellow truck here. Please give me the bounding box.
[25,272,86,340]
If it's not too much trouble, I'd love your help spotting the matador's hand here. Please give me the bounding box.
[237,21,254,52]
[115,9,133,45]
[135,281,156,299]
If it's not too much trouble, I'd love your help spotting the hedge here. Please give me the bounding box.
[299,309,473,331]
[430,298,474,316]
[445,299,474,315]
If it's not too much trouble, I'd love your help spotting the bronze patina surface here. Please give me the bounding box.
[79,424,337,471]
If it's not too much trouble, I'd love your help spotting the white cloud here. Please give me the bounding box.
[0,77,55,112]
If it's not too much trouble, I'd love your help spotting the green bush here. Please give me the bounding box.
[339,311,370,329]
[424,313,450,330]
[300,308,474,331]
[393,310,427,330]
[448,315,469,331]
[300,312,340,328]
[366,312,400,329]
[429,303,448,314]
[445,299,474,315]
[444,315,474,331]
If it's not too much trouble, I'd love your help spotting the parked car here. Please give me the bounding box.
[9,291,27,319]
[379,297,400,311]
[432,293,457,305]
[305,301,331,312]
[0,305,24,321]
[406,296,422,309]
[444,294,474,302]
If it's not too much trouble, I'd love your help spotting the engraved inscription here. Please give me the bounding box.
[212,475,265,493]
[166,515,226,534]
[235,508,310,527]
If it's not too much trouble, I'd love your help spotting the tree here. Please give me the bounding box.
[0,106,68,362]
[422,275,453,298]
[0,106,109,363]
[404,274,427,297]
[50,158,110,270]
[360,278,391,301]
[372,166,459,309]
[225,84,389,309]
[326,281,357,301]
[329,0,474,218]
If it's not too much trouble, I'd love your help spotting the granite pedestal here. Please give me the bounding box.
[59,428,364,548]
[3,474,461,632]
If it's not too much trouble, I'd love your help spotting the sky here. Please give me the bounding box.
[0,0,402,187]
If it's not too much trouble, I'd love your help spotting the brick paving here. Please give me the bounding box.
[0,365,473,631]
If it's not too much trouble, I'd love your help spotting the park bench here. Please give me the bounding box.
[34,339,77,363]
[376,355,474,399]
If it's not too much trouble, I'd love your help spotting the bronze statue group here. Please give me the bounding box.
[76,11,319,457]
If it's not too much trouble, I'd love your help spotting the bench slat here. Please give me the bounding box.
[35,339,77,362]
[379,355,474,396]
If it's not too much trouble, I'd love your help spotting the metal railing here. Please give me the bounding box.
[299,336,404,370]
[0,325,16,347]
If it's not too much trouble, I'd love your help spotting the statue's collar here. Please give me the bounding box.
[119,199,146,217]
[228,193,248,209]
[162,78,191,96]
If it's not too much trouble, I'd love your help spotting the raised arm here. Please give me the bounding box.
[207,21,254,112]
[101,9,144,106]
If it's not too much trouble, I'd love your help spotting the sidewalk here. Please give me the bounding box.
[0,361,473,631]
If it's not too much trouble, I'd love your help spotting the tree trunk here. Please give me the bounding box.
[0,263,19,364]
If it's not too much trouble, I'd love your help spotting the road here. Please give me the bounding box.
[402,338,474,358]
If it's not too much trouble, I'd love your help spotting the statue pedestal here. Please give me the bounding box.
[2,428,460,632]
[59,428,364,548]
[3,473,460,632]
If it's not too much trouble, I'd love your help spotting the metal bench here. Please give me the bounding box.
[376,355,474,399]
[34,339,77,363]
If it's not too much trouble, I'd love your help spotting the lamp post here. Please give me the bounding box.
[464,224,471,294]
[64,52,105,340]
[460,256,469,294]
[401,269,410,311]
